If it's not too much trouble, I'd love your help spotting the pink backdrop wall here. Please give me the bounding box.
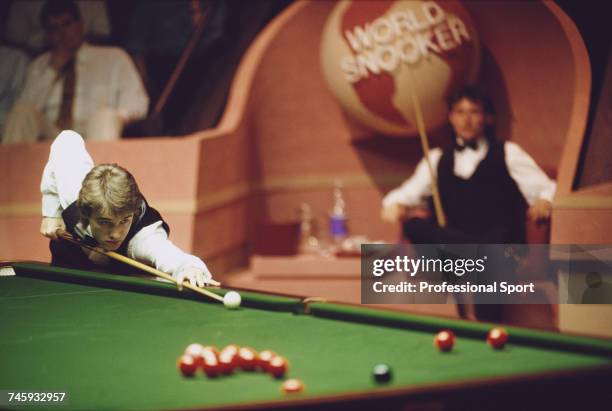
[0,1,596,275]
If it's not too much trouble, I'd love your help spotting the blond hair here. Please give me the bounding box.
[77,164,143,224]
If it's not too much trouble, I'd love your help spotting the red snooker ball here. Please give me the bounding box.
[177,355,198,377]
[202,345,219,362]
[202,350,221,378]
[268,355,288,379]
[221,344,240,357]
[184,343,205,367]
[434,330,455,352]
[257,350,277,372]
[218,351,236,374]
[487,327,509,349]
[238,347,258,371]
[220,345,240,369]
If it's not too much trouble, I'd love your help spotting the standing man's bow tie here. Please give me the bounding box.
[454,139,479,151]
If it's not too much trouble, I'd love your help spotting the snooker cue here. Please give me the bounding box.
[55,230,224,302]
[405,70,447,228]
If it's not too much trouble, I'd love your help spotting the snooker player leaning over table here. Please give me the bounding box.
[39,130,214,288]
[381,87,556,320]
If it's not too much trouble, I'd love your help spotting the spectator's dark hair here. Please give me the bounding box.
[447,86,496,141]
[447,86,495,116]
[40,0,81,29]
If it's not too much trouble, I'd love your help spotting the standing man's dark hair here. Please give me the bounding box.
[40,0,81,29]
[447,86,495,116]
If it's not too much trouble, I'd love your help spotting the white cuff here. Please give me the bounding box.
[42,196,63,217]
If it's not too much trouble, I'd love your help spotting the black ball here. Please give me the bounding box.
[372,363,392,384]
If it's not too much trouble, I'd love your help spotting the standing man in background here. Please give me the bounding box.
[381,87,555,244]
[381,87,556,321]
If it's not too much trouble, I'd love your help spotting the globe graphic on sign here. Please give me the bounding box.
[320,0,480,136]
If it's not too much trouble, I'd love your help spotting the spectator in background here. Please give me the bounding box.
[4,0,110,56]
[2,0,148,144]
[0,44,29,135]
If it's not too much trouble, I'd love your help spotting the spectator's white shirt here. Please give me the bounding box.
[40,131,209,278]
[18,43,148,136]
[382,139,557,208]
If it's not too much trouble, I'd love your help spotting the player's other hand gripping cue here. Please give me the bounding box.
[173,266,214,290]
[40,217,66,240]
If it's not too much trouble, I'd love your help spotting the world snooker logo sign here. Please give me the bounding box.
[339,1,472,83]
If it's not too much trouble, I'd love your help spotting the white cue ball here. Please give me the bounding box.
[223,291,241,309]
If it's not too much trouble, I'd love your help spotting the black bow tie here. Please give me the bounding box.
[454,139,479,151]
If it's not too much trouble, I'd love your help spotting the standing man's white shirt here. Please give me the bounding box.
[383,139,556,209]
[40,130,211,280]
[3,44,148,143]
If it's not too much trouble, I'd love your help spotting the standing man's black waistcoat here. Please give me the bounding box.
[49,199,169,273]
[437,140,528,243]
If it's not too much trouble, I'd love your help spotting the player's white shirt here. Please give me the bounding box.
[40,130,211,279]
[382,138,557,208]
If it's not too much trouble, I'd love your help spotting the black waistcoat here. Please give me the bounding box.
[49,199,169,273]
[437,140,527,243]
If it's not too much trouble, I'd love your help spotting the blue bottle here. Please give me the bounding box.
[329,180,348,241]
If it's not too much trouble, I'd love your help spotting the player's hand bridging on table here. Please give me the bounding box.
[40,217,66,240]
[174,266,213,290]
